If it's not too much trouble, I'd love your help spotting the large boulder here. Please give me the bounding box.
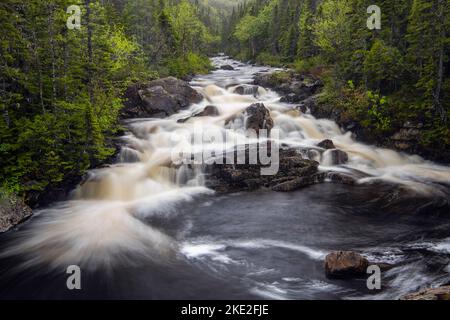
[244,103,274,133]
[0,193,32,233]
[122,77,203,118]
[325,251,369,279]
[401,286,450,300]
[206,148,320,193]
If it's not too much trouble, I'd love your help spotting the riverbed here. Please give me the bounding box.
[1,56,449,300]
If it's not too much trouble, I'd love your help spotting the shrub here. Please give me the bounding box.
[165,53,212,78]
[255,52,284,67]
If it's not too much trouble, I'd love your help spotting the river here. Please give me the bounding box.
[0,56,449,300]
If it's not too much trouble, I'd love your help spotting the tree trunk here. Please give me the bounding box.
[48,4,57,107]
[434,0,446,122]
[32,31,45,113]
[85,0,93,104]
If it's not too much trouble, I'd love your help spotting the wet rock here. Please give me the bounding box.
[389,122,422,153]
[377,263,395,272]
[280,93,301,103]
[401,285,450,300]
[122,77,203,118]
[0,193,32,233]
[323,149,349,165]
[254,71,322,102]
[307,149,321,162]
[195,105,220,117]
[244,103,274,133]
[317,139,335,150]
[272,173,326,192]
[220,65,234,70]
[206,148,320,193]
[325,251,369,279]
[425,254,450,273]
[177,105,220,123]
[296,95,318,114]
[296,104,308,114]
[325,172,356,185]
[233,84,260,97]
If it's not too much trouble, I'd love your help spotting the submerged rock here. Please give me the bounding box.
[177,105,220,123]
[0,193,32,233]
[401,286,450,300]
[122,77,203,118]
[325,251,369,279]
[196,105,220,117]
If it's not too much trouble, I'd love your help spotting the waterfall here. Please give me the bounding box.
[2,56,449,271]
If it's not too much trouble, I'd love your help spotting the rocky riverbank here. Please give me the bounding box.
[401,285,450,300]
[253,71,450,164]
[122,77,203,118]
[0,192,32,233]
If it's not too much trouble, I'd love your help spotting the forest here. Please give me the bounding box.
[0,0,224,204]
[225,0,450,161]
[1,0,449,206]
[1,0,450,302]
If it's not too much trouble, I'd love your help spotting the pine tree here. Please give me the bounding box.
[406,0,449,120]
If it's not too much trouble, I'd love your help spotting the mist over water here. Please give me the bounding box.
[1,56,449,300]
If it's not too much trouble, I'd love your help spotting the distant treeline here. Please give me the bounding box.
[224,0,449,158]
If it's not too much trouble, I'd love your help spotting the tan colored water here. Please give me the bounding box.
[2,56,449,271]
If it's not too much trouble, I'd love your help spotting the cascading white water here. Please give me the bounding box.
[2,56,450,271]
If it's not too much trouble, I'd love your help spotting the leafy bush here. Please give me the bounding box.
[165,53,212,78]
[293,56,324,74]
[366,91,391,132]
[255,52,284,67]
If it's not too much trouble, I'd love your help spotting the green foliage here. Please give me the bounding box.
[364,39,405,92]
[366,91,391,132]
[166,53,213,78]
[297,0,316,60]
[294,56,324,74]
[0,0,219,202]
[226,0,449,159]
[255,52,285,67]
[167,1,217,56]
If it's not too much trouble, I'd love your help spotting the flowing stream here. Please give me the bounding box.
[1,56,450,300]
